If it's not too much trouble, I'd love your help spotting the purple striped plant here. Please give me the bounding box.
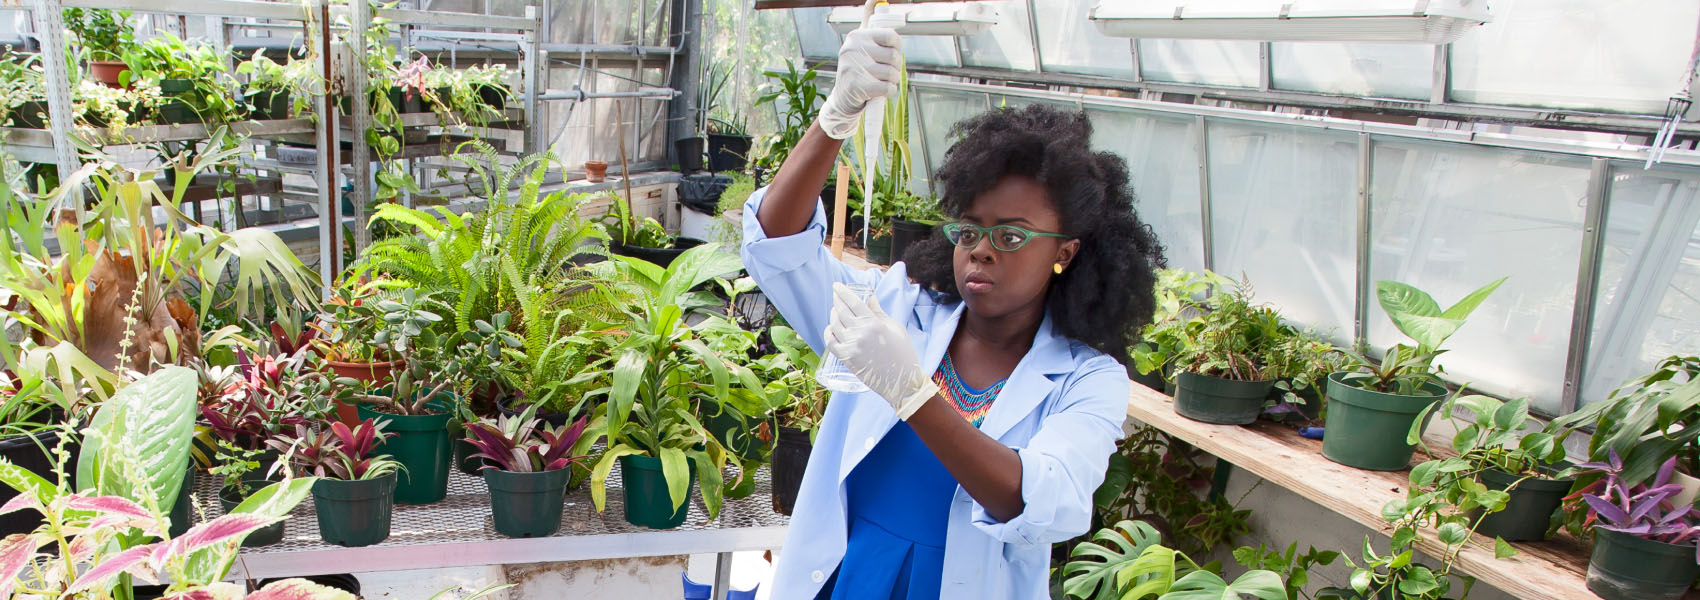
[465,408,592,473]
[1577,450,1700,564]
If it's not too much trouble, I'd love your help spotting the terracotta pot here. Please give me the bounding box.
[585,160,608,183]
[87,61,128,88]
[324,359,405,428]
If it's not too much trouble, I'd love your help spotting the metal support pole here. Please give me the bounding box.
[1194,115,1213,271]
[1560,158,1612,413]
[523,4,542,153]
[711,552,734,600]
[1430,44,1450,105]
[665,0,702,165]
[314,0,340,285]
[27,0,79,207]
[910,82,936,197]
[350,0,373,252]
[1024,0,1043,73]
[1259,42,1272,91]
[1354,132,1374,354]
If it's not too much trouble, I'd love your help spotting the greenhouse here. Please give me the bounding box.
[0,0,1698,599]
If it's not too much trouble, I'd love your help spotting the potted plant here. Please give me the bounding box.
[1260,328,1349,423]
[236,51,325,120]
[463,64,512,111]
[210,442,288,547]
[446,312,525,475]
[119,34,246,125]
[763,326,826,516]
[270,419,403,547]
[707,113,753,173]
[1565,355,1700,509]
[1325,277,1506,471]
[64,8,133,86]
[465,404,596,538]
[600,191,702,267]
[0,54,46,128]
[1402,394,1579,544]
[1167,281,1285,426]
[0,370,76,538]
[587,245,741,529]
[348,288,457,505]
[752,59,822,180]
[311,279,406,426]
[887,190,944,264]
[1130,269,1230,393]
[1577,452,1700,600]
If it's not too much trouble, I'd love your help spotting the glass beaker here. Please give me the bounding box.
[816,283,872,394]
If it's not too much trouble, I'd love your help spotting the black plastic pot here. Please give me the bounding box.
[358,401,452,505]
[1586,528,1700,600]
[620,454,695,529]
[771,426,811,516]
[311,473,397,547]
[454,437,490,475]
[1473,468,1572,542]
[675,137,707,173]
[0,429,73,537]
[889,219,935,265]
[484,467,572,538]
[706,133,753,172]
[610,237,706,269]
[217,480,287,547]
[167,464,196,538]
[156,98,199,124]
[474,84,508,109]
[7,100,46,128]
[158,78,194,95]
[865,234,893,265]
[706,408,766,462]
[247,90,291,120]
[1322,372,1447,471]
[1173,371,1273,425]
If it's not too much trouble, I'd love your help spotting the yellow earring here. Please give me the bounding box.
[1053,263,1064,274]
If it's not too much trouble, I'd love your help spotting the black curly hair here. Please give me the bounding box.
[904,104,1165,364]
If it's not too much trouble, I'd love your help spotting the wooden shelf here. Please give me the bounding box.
[0,118,316,164]
[1125,385,1595,600]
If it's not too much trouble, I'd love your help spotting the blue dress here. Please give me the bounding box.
[816,372,1000,600]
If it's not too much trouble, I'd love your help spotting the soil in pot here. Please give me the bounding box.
[771,426,811,516]
[0,429,76,537]
[620,454,695,529]
[865,234,893,266]
[358,400,452,505]
[1472,468,1572,542]
[889,219,935,265]
[1322,372,1447,471]
[217,480,287,547]
[675,137,706,172]
[706,133,752,172]
[484,467,572,537]
[1586,528,1700,600]
[1172,371,1273,426]
[311,472,397,547]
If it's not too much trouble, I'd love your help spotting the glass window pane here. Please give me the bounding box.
[1087,108,1206,274]
[1368,140,1592,412]
[1583,167,1700,404]
[792,8,841,60]
[959,0,1037,71]
[1270,42,1432,100]
[1208,121,1359,345]
[1449,0,1700,114]
[900,35,961,67]
[1139,40,1261,88]
[912,88,990,179]
[1033,0,1133,77]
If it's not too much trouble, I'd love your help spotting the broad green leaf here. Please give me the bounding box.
[589,444,645,512]
[1438,277,1507,322]
[1349,570,1372,594]
[1377,281,1456,348]
[1437,522,1470,547]
[1162,569,1285,600]
[1492,397,1528,431]
[1493,537,1518,559]
[1062,520,1164,600]
[658,446,689,511]
[1389,550,1412,569]
[76,367,197,520]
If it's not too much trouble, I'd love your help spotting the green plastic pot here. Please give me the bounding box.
[311,473,396,547]
[706,408,766,462]
[484,467,572,538]
[1172,371,1273,425]
[158,78,194,95]
[1473,468,1572,542]
[620,454,695,530]
[156,99,199,124]
[358,400,453,505]
[247,90,291,120]
[454,437,487,476]
[1586,528,1700,600]
[218,480,286,547]
[865,234,893,266]
[1322,372,1446,471]
[167,464,195,538]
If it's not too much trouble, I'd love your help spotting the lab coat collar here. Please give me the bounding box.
[919,303,1075,441]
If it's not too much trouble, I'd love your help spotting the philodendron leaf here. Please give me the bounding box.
[1494,537,1518,559]
[1439,277,1508,322]
[75,366,197,520]
[1162,569,1286,600]
[1437,522,1470,547]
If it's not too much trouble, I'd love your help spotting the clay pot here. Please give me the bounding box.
[585,160,608,183]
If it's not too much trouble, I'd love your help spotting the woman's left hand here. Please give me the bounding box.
[824,282,939,419]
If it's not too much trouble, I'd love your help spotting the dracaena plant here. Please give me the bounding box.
[465,404,596,473]
[1341,278,1506,396]
[1577,451,1700,563]
[268,419,403,481]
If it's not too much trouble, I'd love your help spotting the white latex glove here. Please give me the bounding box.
[823,282,939,420]
[815,27,903,140]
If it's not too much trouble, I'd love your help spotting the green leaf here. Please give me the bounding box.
[1163,569,1286,600]
[182,477,316,584]
[1349,570,1373,594]
[1095,453,1133,510]
[1492,397,1528,431]
[1493,537,1518,559]
[76,366,197,520]
[1398,567,1438,596]
[1437,522,1470,547]
[588,444,645,512]
[1061,520,1163,600]
[1409,461,1440,489]
[0,456,57,508]
[658,446,689,512]
[1376,281,1458,349]
[1438,277,1507,322]
[1389,550,1412,569]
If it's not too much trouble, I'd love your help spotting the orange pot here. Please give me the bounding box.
[585,160,608,183]
[87,61,128,88]
[324,359,405,427]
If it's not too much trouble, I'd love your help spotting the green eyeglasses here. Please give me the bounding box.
[940,222,1070,252]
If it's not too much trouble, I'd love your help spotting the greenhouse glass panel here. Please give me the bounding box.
[792,8,842,60]
[1368,140,1591,413]
[1582,168,1700,405]
[1207,121,1358,345]
[912,88,990,179]
[1270,42,1431,100]
[958,0,1037,71]
[1139,40,1261,88]
[901,35,962,67]
[1085,107,1205,274]
[1033,0,1135,77]
[1449,0,1700,114]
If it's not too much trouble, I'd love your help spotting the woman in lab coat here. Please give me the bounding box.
[739,25,1165,600]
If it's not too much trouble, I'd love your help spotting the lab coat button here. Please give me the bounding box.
[864,437,876,450]
[811,570,825,583]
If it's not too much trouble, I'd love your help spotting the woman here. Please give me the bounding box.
[739,25,1164,599]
